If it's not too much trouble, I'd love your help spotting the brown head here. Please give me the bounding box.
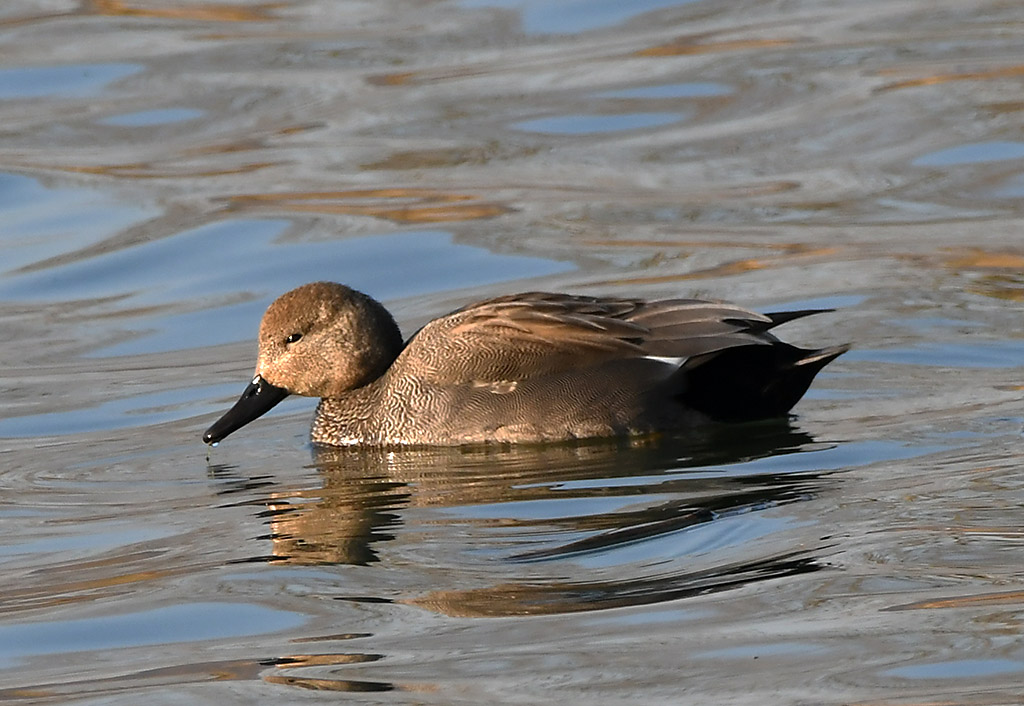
[257,282,403,397]
[203,282,403,444]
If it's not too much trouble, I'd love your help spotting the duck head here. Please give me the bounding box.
[203,282,403,445]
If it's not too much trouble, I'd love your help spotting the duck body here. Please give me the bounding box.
[203,283,848,447]
[312,356,701,445]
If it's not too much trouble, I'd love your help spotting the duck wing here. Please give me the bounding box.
[396,292,809,385]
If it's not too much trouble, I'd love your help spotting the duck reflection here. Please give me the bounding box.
[263,421,835,615]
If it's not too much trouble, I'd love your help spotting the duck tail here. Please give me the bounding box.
[678,343,849,422]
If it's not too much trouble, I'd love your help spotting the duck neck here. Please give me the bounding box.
[313,383,387,445]
[330,291,405,394]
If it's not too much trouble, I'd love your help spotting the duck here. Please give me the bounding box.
[203,282,848,447]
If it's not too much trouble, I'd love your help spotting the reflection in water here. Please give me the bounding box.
[257,422,835,617]
[263,653,393,693]
[413,551,820,618]
[264,672,394,693]
[264,473,407,567]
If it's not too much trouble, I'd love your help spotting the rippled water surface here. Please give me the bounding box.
[2,1,1023,703]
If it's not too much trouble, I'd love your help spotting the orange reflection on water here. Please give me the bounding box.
[226,188,508,224]
[944,247,1024,301]
[62,161,280,179]
[876,64,1024,92]
[945,248,1024,271]
[580,238,813,251]
[366,72,417,87]
[635,35,795,58]
[887,588,1024,612]
[263,675,393,692]
[272,653,381,668]
[86,0,281,22]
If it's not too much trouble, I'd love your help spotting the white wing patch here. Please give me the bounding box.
[472,379,519,394]
[645,356,686,368]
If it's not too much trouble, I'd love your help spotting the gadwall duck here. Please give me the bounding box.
[203,282,848,447]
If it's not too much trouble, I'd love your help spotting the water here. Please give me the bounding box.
[1,0,1023,703]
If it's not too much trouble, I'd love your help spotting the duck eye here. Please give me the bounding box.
[285,332,303,344]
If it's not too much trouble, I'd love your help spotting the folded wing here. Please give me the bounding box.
[398,292,818,386]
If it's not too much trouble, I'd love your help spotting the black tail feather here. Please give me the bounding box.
[764,309,835,329]
[679,343,849,422]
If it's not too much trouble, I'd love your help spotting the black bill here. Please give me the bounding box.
[203,375,289,445]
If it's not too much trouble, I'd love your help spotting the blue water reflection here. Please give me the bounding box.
[515,112,682,134]
[463,0,703,34]
[913,141,1024,167]
[100,108,205,126]
[548,440,943,488]
[0,173,157,274]
[885,659,1024,680]
[846,341,1024,369]
[0,602,305,669]
[105,226,570,355]
[0,383,244,438]
[573,513,802,569]
[0,523,172,558]
[0,63,141,99]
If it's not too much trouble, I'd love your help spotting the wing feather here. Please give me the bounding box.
[395,292,806,385]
